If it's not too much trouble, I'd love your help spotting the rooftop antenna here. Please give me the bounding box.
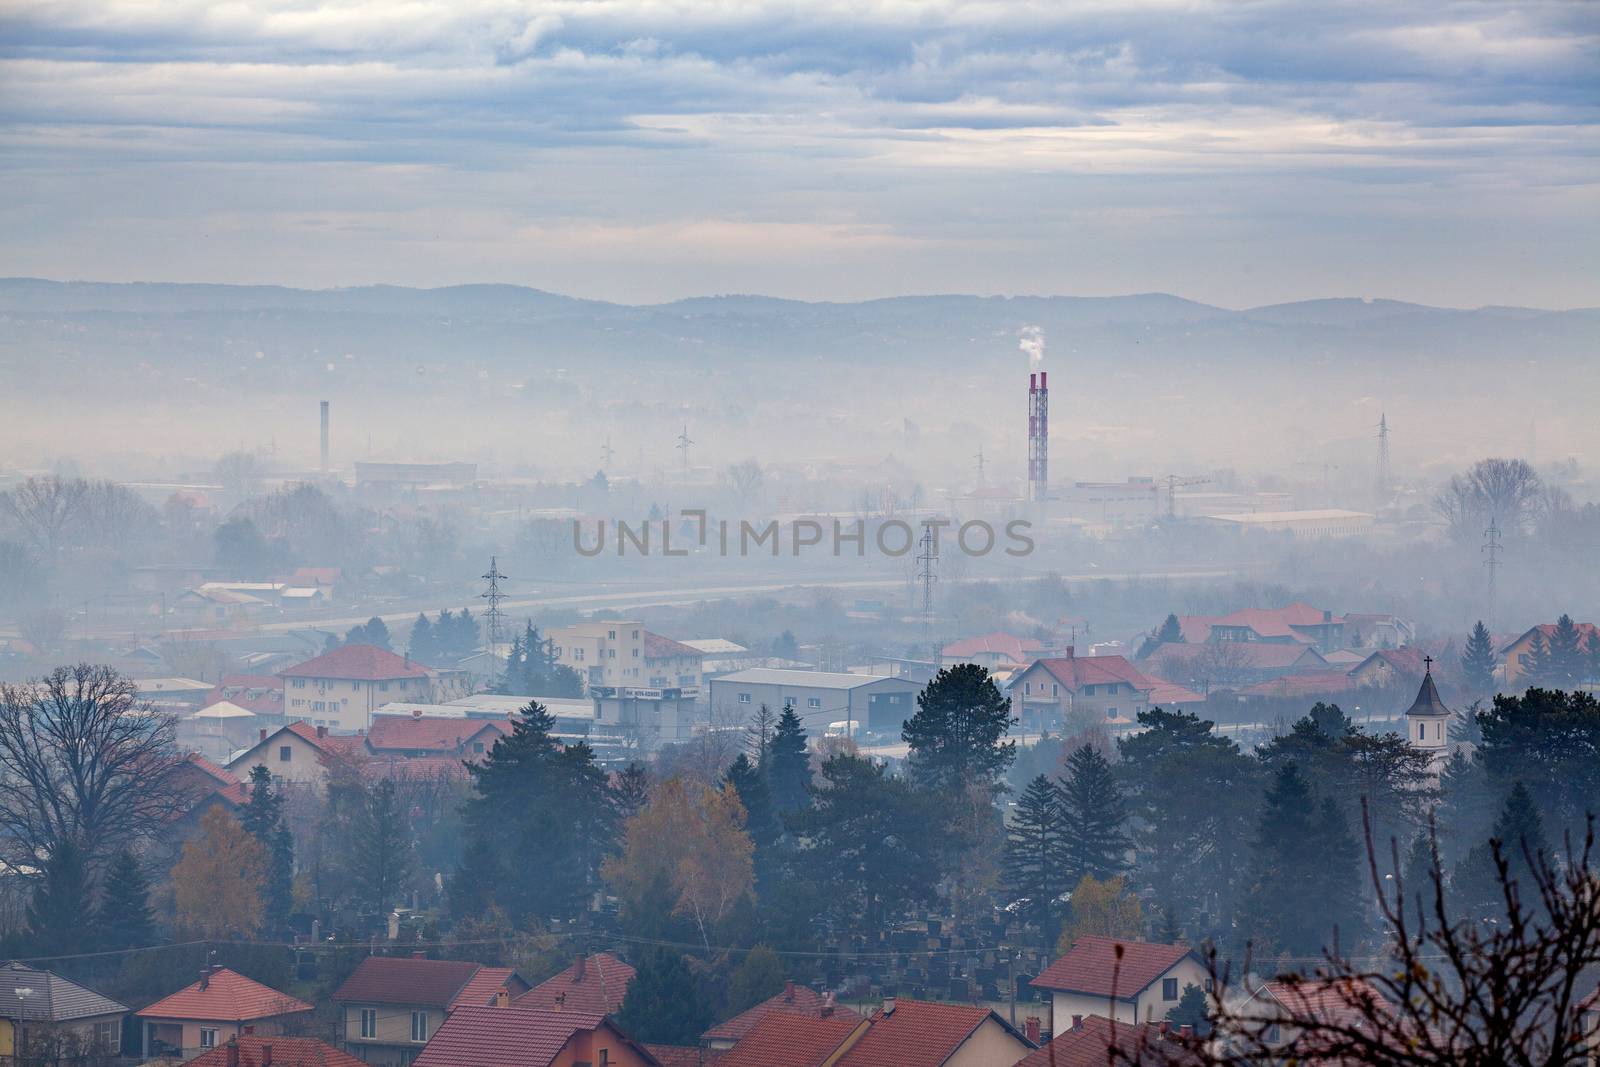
[975,446,986,487]
[601,437,616,473]
[675,424,694,486]
[1482,516,1502,618]
[481,556,509,688]
[915,521,938,645]
[1376,413,1391,503]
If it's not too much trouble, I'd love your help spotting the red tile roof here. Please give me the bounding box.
[204,675,284,716]
[645,632,704,659]
[331,957,482,1007]
[714,1010,864,1067]
[281,644,432,682]
[1015,1016,1201,1067]
[942,632,1045,663]
[409,1005,629,1067]
[188,1037,366,1067]
[1254,977,1389,1029]
[704,985,860,1043]
[1499,621,1600,655]
[366,715,510,754]
[173,754,249,811]
[138,969,313,1022]
[1350,647,1429,677]
[1237,671,1359,699]
[516,954,635,1016]
[838,999,1025,1067]
[1142,642,1328,677]
[1213,603,1336,640]
[1031,655,1155,693]
[646,1048,724,1067]
[450,968,527,1009]
[1033,937,1198,1000]
[1146,681,1205,707]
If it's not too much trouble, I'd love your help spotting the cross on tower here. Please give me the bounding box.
[1423,655,1433,675]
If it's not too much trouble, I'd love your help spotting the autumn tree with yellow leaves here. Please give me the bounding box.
[173,807,269,937]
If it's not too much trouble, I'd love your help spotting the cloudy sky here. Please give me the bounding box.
[1,1,1596,306]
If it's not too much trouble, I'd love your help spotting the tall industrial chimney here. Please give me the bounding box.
[1028,372,1048,503]
[319,400,330,473]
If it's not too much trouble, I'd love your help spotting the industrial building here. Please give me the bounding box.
[707,668,923,736]
[1197,508,1375,539]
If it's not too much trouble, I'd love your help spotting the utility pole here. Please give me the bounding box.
[975,446,986,487]
[600,437,615,473]
[1376,413,1391,504]
[675,424,694,486]
[480,556,508,688]
[915,521,938,646]
[1482,516,1502,618]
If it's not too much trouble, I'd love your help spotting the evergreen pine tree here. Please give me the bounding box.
[1059,744,1131,882]
[1165,983,1212,1037]
[766,705,812,815]
[1548,614,1586,686]
[1461,621,1497,698]
[902,663,1016,796]
[240,765,294,933]
[1453,782,1549,922]
[1156,614,1185,644]
[448,835,504,918]
[461,701,616,921]
[351,778,414,921]
[1243,763,1361,958]
[724,754,781,889]
[1520,630,1552,688]
[1002,774,1071,948]
[26,838,92,957]
[96,849,154,951]
[408,613,435,664]
[612,761,652,823]
[615,948,713,1045]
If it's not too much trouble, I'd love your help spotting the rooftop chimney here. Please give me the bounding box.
[573,954,587,982]
[1025,1017,1041,1044]
[316,725,327,739]
[783,981,794,1002]
[260,728,268,742]
[261,1045,273,1067]
[1180,1024,1194,1039]
[820,992,835,1018]
[1071,1015,1083,1032]
[411,951,425,959]
[1158,1021,1168,1034]
[226,1042,239,1067]
[881,997,895,1018]
[492,989,509,1008]
[200,967,211,991]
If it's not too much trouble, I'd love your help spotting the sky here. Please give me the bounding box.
[1,1,1597,307]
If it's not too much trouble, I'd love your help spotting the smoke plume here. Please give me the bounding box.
[1019,325,1045,368]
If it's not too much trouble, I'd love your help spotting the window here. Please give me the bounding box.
[1266,1024,1281,1044]
[1163,978,1179,1000]
[1106,708,1118,718]
[608,629,617,639]
[1419,723,1425,740]
[808,697,821,708]
[608,649,616,659]
[1052,683,1058,696]
[738,692,752,703]
[379,682,389,692]
[473,742,484,753]
[631,629,639,638]
[1084,684,1095,696]
[94,1021,117,1052]
[573,648,584,661]
[279,745,293,762]
[411,1012,428,1042]
[888,694,901,704]
[784,697,796,709]
[200,1030,218,1049]
[360,1009,377,1039]
[1204,978,1215,993]
[292,678,305,688]
[599,1050,610,1067]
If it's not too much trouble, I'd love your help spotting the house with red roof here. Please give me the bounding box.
[280,645,437,733]
[331,957,528,1067]
[1015,1015,1200,1067]
[204,675,286,719]
[226,722,363,789]
[364,714,511,762]
[408,1004,659,1067]
[516,954,636,1016]
[1033,937,1210,1028]
[188,1035,368,1067]
[834,997,1034,1067]
[703,983,861,1051]
[713,997,1034,1067]
[1140,642,1330,690]
[1009,650,1163,732]
[941,633,1052,672]
[1500,620,1600,687]
[1235,977,1395,1057]
[1346,647,1430,691]
[137,967,313,1060]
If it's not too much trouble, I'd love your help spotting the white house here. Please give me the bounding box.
[1032,936,1212,1030]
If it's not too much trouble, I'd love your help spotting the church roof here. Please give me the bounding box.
[1405,663,1451,718]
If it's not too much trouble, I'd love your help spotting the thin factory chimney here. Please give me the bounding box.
[1028,372,1048,503]
[320,400,330,473]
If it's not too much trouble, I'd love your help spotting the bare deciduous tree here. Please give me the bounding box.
[0,476,159,558]
[1174,814,1600,1067]
[724,459,765,505]
[0,664,185,871]
[1434,457,1544,541]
